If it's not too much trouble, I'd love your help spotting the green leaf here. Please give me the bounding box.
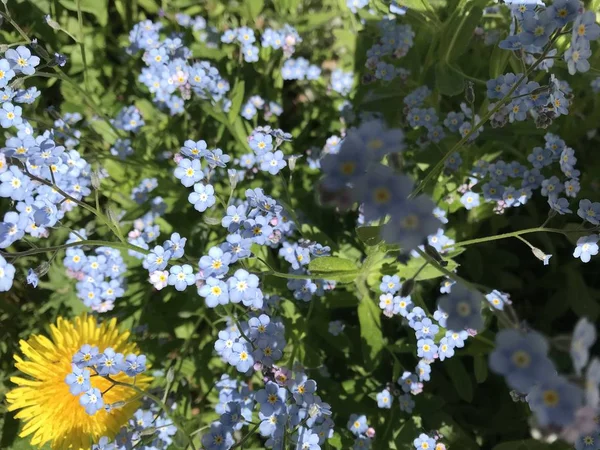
[227,80,245,124]
[1,411,19,448]
[445,358,473,402]
[489,42,511,79]
[308,256,360,283]
[393,0,446,11]
[301,223,336,249]
[394,418,420,450]
[356,226,383,247]
[436,63,465,96]
[357,296,384,365]
[392,358,401,383]
[562,222,593,245]
[58,0,109,26]
[492,440,572,450]
[442,5,484,62]
[473,355,488,383]
[244,0,265,18]
[398,253,461,281]
[295,10,340,32]
[137,0,160,13]
[566,268,599,320]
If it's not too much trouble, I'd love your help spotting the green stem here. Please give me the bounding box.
[474,334,494,347]
[226,305,255,349]
[448,226,582,249]
[75,0,90,92]
[278,172,305,237]
[231,422,261,449]
[381,406,396,443]
[162,314,205,403]
[0,239,149,259]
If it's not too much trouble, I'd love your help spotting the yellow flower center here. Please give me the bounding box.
[543,390,559,407]
[511,350,531,368]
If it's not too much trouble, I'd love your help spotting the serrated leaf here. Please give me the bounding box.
[308,256,359,283]
[445,358,473,402]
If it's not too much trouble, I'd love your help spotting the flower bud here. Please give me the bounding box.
[227,169,238,190]
[91,170,101,190]
[531,247,552,265]
[45,14,61,30]
[37,261,51,277]
[465,81,475,104]
[166,367,175,384]
[424,243,447,266]
[288,154,301,172]
[140,426,157,436]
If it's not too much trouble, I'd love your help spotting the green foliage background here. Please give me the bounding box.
[1,0,599,449]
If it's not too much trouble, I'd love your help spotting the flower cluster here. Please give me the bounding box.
[0,45,95,293]
[329,69,354,96]
[2,1,600,450]
[241,95,283,121]
[364,19,414,82]
[319,118,445,254]
[489,317,599,441]
[222,24,302,61]
[375,273,483,412]
[129,19,230,115]
[200,370,334,450]
[126,177,168,260]
[63,233,126,312]
[215,313,286,373]
[66,344,147,415]
[413,433,447,450]
[282,57,322,81]
[499,0,599,76]
[346,414,375,448]
[92,405,177,450]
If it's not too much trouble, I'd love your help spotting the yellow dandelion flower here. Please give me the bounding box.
[6,314,152,450]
